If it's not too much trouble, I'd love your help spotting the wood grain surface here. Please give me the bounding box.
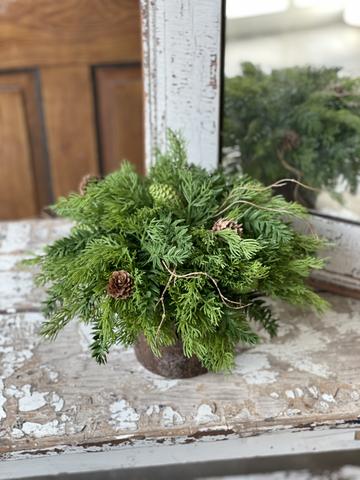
[1,219,360,459]
[95,65,144,174]
[0,90,38,219]
[41,66,99,198]
[0,0,141,68]
[0,71,51,217]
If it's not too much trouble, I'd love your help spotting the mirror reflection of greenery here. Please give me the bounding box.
[223,62,360,207]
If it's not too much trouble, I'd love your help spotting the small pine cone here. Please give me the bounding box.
[79,174,100,195]
[212,218,243,236]
[281,130,300,152]
[107,270,133,299]
[149,183,180,207]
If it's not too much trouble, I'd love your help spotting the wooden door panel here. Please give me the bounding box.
[95,65,144,174]
[0,71,52,211]
[0,89,38,219]
[41,66,99,198]
[0,0,141,68]
[0,71,50,218]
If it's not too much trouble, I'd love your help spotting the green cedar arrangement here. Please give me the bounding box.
[223,62,360,206]
[29,131,328,372]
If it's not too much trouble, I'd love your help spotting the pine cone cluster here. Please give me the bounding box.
[79,174,101,195]
[212,218,243,236]
[107,270,133,299]
[149,183,180,207]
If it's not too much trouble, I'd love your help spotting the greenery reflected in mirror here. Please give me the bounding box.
[223,0,360,221]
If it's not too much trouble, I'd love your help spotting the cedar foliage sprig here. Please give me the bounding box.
[223,63,360,204]
[30,131,328,372]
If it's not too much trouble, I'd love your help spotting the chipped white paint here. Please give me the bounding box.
[0,380,6,421]
[22,421,65,438]
[0,222,31,253]
[0,254,21,271]
[286,390,295,400]
[286,408,302,416]
[322,393,336,403]
[270,392,279,399]
[10,428,24,439]
[161,406,184,428]
[0,312,42,378]
[15,385,48,412]
[318,401,330,413]
[140,0,221,171]
[195,404,219,425]
[150,378,179,392]
[146,405,160,416]
[285,388,303,399]
[259,323,332,379]
[110,400,140,431]
[295,388,304,398]
[351,390,360,401]
[0,271,39,311]
[5,385,21,398]
[77,322,92,353]
[50,393,64,412]
[40,365,59,383]
[234,352,278,384]
[233,408,252,421]
[0,312,43,424]
[308,386,320,399]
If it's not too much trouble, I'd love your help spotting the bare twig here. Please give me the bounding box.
[276,148,304,201]
[162,262,251,309]
[156,269,176,335]
[217,177,320,217]
[268,178,321,193]
[217,199,297,218]
[155,261,251,335]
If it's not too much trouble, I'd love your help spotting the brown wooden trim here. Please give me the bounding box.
[41,65,99,198]
[94,64,144,175]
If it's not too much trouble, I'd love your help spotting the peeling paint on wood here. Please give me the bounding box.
[0,380,6,421]
[195,404,219,425]
[1,219,360,459]
[110,400,140,431]
[21,421,65,439]
[161,406,184,428]
[140,0,221,171]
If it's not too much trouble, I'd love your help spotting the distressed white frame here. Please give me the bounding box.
[140,0,360,296]
[140,0,221,171]
[2,428,360,478]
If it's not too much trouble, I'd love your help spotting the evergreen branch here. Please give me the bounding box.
[161,261,252,310]
[29,130,328,372]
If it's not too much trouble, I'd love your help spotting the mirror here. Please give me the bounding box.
[223,0,360,222]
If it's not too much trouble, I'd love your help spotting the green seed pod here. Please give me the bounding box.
[149,183,181,207]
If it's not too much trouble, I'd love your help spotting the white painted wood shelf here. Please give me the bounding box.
[1,219,360,460]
